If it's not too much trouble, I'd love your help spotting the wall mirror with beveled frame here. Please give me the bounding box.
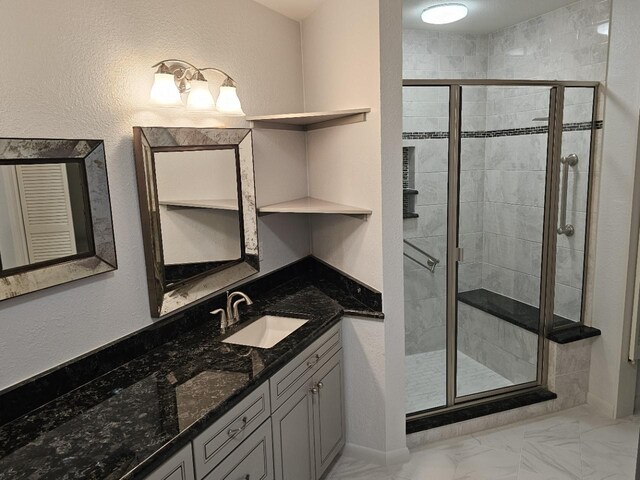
[133,127,259,318]
[0,138,117,301]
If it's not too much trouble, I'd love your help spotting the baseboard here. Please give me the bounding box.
[587,391,616,418]
[342,443,410,466]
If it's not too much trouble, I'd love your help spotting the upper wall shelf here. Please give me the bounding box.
[246,108,371,131]
[258,196,371,216]
[159,199,239,211]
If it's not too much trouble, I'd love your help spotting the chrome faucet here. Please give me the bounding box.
[211,291,253,333]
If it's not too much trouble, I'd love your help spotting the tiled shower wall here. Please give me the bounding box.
[403,32,489,356]
[403,0,610,355]
[484,0,609,320]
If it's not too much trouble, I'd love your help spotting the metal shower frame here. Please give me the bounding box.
[403,79,600,420]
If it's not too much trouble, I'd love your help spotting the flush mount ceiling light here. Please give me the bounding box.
[597,21,609,36]
[421,3,468,25]
[149,59,245,116]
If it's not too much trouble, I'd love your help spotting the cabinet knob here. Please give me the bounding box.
[227,416,248,437]
[317,382,324,390]
[310,386,319,394]
[306,354,320,368]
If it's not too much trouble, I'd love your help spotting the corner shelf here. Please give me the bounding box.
[246,108,371,131]
[159,199,239,211]
[258,197,371,216]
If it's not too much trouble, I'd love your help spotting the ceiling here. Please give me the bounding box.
[253,0,325,21]
[403,0,577,34]
[254,0,578,31]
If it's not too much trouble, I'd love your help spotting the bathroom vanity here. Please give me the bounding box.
[147,323,343,480]
[0,258,382,480]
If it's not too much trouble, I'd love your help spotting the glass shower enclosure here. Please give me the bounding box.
[403,80,599,417]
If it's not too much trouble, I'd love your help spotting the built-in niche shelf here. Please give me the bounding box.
[247,108,371,131]
[258,196,371,216]
[159,199,239,211]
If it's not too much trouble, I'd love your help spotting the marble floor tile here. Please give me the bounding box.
[328,405,640,480]
[325,455,408,480]
[406,350,514,413]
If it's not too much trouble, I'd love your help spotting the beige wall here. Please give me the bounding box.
[0,0,309,390]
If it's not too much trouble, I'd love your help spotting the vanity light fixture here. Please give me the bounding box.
[421,3,468,25]
[149,59,245,116]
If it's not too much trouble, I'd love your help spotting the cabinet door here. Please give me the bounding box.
[145,444,195,480]
[312,351,345,479]
[271,379,315,480]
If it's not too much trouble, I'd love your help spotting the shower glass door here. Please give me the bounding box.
[403,85,450,413]
[404,80,598,419]
[454,85,555,400]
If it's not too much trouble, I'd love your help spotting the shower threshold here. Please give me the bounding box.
[406,387,557,434]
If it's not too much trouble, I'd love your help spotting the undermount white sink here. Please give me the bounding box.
[222,315,308,349]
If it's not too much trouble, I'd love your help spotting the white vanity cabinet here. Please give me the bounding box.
[144,444,196,480]
[271,350,344,480]
[144,323,344,480]
[270,324,344,480]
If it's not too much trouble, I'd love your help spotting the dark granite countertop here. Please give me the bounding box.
[0,270,378,480]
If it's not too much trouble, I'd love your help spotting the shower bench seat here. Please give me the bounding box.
[457,288,601,343]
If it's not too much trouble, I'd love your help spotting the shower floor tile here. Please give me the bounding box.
[406,350,514,414]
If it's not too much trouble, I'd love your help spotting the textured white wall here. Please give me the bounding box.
[588,0,640,417]
[302,0,408,462]
[379,0,409,462]
[301,0,387,459]
[0,0,309,390]
[302,0,384,292]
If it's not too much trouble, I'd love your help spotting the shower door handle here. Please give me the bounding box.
[557,154,578,236]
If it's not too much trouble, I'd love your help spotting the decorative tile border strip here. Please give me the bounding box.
[403,120,603,140]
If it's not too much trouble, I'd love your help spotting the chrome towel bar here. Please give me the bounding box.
[403,239,440,273]
[557,153,579,236]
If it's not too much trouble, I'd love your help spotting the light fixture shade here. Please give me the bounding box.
[186,80,216,111]
[216,86,245,116]
[421,3,468,25]
[150,73,182,106]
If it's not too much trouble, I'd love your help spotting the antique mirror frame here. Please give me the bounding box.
[0,138,117,301]
[133,127,259,317]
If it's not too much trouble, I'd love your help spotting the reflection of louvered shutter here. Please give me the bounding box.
[15,164,77,263]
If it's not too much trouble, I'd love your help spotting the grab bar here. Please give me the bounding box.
[403,239,440,273]
[557,153,578,236]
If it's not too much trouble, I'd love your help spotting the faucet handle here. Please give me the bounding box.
[232,298,250,321]
[211,308,228,333]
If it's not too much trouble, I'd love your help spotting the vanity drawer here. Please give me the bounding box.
[145,444,195,480]
[193,382,270,480]
[203,419,273,480]
[270,323,341,412]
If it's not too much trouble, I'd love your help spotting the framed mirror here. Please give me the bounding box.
[133,127,258,317]
[0,138,117,301]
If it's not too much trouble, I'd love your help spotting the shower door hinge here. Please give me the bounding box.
[456,247,464,262]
